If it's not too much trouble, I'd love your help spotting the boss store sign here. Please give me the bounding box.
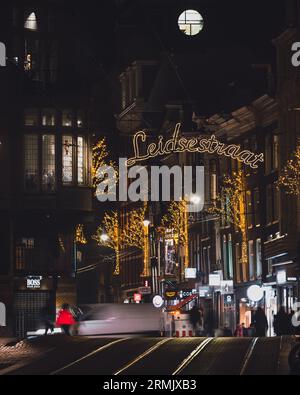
[27,276,42,289]
[15,277,53,291]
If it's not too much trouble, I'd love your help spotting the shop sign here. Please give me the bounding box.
[164,291,178,300]
[221,280,234,295]
[138,286,152,295]
[152,295,164,308]
[185,268,197,279]
[209,273,221,287]
[277,270,287,285]
[27,276,42,289]
[134,293,142,303]
[199,286,210,298]
[179,289,197,299]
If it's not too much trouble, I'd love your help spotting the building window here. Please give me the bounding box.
[62,136,73,184]
[253,188,261,227]
[178,10,204,36]
[62,110,73,127]
[24,12,38,31]
[77,136,86,185]
[24,135,39,191]
[246,190,253,229]
[235,243,242,283]
[42,109,56,126]
[210,160,217,201]
[248,240,255,280]
[228,234,234,279]
[266,184,279,224]
[222,235,228,279]
[256,239,262,278]
[265,132,279,174]
[24,109,39,126]
[42,135,56,192]
[24,39,39,77]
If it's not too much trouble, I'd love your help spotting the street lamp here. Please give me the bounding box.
[100,233,109,243]
[189,194,202,206]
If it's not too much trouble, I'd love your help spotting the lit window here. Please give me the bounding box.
[42,109,56,126]
[248,240,255,280]
[62,136,73,184]
[24,135,39,191]
[62,110,73,127]
[42,135,56,192]
[178,10,204,36]
[24,109,39,126]
[24,12,38,31]
[77,136,86,185]
[246,190,253,229]
[256,239,262,278]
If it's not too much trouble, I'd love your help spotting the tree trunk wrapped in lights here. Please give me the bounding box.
[92,138,117,196]
[277,144,300,196]
[162,200,189,272]
[75,224,87,245]
[121,206,151,277]
[93,211,121,275]
[209,170,248,279]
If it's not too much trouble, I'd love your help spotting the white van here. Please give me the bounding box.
[75,304,163,336]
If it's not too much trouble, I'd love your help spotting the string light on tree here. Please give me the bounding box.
[277,144,300,196]
[75,224,87,245]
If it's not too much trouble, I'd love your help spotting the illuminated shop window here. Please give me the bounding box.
[24,135,39,191]
[77,136,86,185]
[178,10,204,36]
[24,12,38,31]
[62,110,73,127]
[42,109,56,126]
[42,135,56,192]
[248,240,255,280]
[62,136,73,184]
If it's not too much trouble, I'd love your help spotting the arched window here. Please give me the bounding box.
[178,10,204,36]
[24,12,38,31]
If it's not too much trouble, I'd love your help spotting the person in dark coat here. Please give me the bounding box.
[274,307,290,336]
[41,303,55,336]
[253,307,268,337]
[189,306,201,336]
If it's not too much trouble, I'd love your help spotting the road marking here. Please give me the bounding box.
[240,337,259,376]
[50,338,130,375]
[172,338,214,375]
[114,338,172,375]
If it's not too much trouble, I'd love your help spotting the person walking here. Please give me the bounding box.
[253,307,268,337]
[41,303,55,336]
[189,305,201,336]
[274,307,290,336]
[56,304,76,336]
[234,324,244,337]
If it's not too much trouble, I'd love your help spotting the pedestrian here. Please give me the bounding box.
[189,305,201,336]
[41,303,55,336]
[56,304,76,336]
[234,324,244,337]
[253,307,268,337]
[223,324,233,337]
[274,307,290,336]
[241,323,248,337]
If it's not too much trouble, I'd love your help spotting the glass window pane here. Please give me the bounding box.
[256,239,262,278]
[248,240,255,280]
[77,136,86,185]
[228,234,234,279]
[246,190,253,229]
[24,109,39,126]
[42,135,56,192]
[24,135,38,191]
[62,136,73,184]
[253,188,261,227]
[62,110,73,127]
[24,12,38,31]
[42,109,56,126]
